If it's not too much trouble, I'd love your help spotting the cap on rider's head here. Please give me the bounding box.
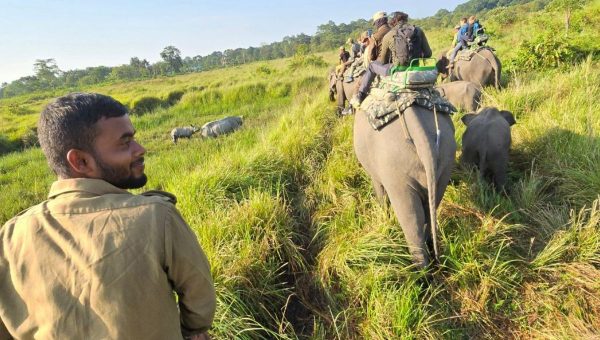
[372,11,386,21]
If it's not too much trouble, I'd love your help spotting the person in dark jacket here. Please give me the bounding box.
[335,46,351,76]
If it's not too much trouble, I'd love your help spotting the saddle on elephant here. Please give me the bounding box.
[343,57,367,82]
[457,46,495,62]
[360,58,455,130]
[361,86,456,130]
[378,58,438,92]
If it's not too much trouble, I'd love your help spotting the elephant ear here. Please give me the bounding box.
[500,110,516,126]
[461,113,477,126]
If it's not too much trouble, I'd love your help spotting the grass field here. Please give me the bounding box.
[1,2,600,338]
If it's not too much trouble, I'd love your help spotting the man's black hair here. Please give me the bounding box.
[374,16,388,29]
[389,11,409,27]
[38,92,128,177]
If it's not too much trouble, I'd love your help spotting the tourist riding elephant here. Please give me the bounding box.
[461,107,516,189]
[354,105,457,268]
[435,81,482,112]
[436,48,501,89]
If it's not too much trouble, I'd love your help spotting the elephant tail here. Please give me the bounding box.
[492,57,501,89]
[409,109,441,262]
[481,49,501,89]
[428,135,440,261]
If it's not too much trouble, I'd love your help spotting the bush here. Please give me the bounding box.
[267,82,292,98]
[288,54,327,71]
[508,33,586,71]
[131,96,163,115]
[187,85,206,92]
[21,128,39,148]
[256,64,274,75]
[0,135,18,155]
[166,90,185,106]
[8,103,35,116]
[224,83,266,103]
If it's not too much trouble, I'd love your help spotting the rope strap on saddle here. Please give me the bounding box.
[457,46,496,62]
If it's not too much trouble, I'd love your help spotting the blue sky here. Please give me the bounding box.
[0,0,467,84]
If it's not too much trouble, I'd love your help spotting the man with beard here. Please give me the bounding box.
[0,93,215,340]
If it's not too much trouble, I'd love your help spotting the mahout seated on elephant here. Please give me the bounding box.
[461,107,516,190]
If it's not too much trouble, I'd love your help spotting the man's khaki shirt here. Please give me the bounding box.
[372,24,391,61]
[0,178,216,339]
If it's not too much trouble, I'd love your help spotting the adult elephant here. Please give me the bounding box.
[435,80,482,112]
[328,68,337,102]
[335,76,361,115]
[354,104,457,268]
[436,47,501,89]
[328,70,361,115]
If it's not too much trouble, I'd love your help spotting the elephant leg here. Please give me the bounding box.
[460,148,478,171]
[386,185,430,268]
[336,80,346,111]
[371,178,387,206]
[489,155,508,190]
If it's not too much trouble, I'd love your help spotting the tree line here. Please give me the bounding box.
[0,18,372,99]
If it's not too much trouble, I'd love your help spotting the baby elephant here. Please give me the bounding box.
[170,125,199,144]
[435,81,482,112]
[201,116,243,138]
[461,107,516,189]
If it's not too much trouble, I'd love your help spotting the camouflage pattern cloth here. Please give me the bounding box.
[361,87,456,130]
[343,58,366,79]
[457,46,496,62]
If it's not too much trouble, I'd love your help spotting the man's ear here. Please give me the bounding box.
[66,149,96,177]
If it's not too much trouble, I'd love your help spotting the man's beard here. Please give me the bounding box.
[94,155,147,189]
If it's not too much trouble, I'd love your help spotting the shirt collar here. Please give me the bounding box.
[48,178,130,199]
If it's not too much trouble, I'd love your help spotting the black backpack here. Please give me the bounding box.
[394,24,423,66]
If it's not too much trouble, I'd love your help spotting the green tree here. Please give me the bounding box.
[547,0,587,34]
[160,46,183,74]
[33,59,61,88]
